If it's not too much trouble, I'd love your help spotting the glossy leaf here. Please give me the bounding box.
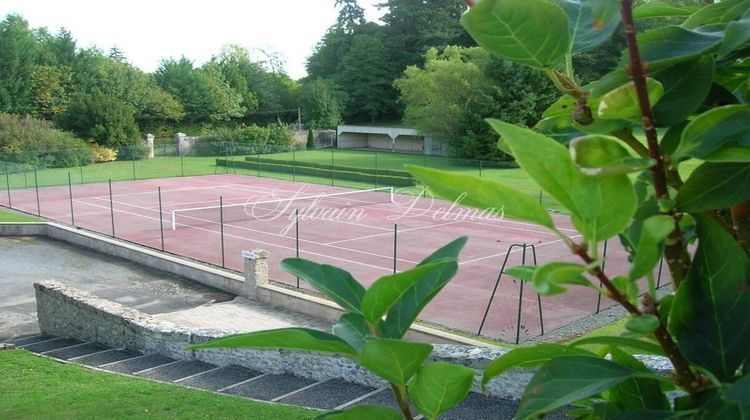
[408,166,554,229]
[669,215,750,381]
[460,0,569,68]
[516,355,637,418]
[719,13,750,58]
[682,0,750,29]
[505,265,537,282]
[672,105,750,162]
[653,55,715,127]
[409,362,475,419]
[488,120,637,242]
[570,135,655,176]
[532,262,592,295]
[633,2,696,19]
[281,258,365,314]
[569,336,665,356]
[187,328,358,356]
[704,146,750,162]
[629,215,674,280]
[361,261,454,324]
[612,275,640,304]
[697,384,750,419]
[360,338,433,386]
[589,0,620,30]
[625,315,661,335]
[609,348,670,412]
[316,404,402,420]
[379,237,467,339]
[598,78,664,121]
[555,0,620,54]
[723,374,750,404]
[676,163,750,212]
[482,344,594,388]
[332,313,371,354]
[621,26,723,69]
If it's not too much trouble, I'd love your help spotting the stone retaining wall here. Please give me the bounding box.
[34,280,532,398]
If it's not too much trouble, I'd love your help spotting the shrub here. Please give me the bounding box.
[56,92,141,149]
[90,144,117,163]
[0,112,90,168]
[306,128,315,150]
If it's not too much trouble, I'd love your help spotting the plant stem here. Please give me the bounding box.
[611,128,650,157]
[391,384,414,420]
[572,243,641,316]
[619,0,691,288]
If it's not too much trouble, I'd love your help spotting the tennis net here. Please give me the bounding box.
[170,186,395,230]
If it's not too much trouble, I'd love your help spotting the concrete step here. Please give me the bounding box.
[20,337,81,353]
[102,353,175,374]
[5,334,49,346]
[221,372,318,401]
[44,342,107,360]
[277,378,378,410]
[136,360,215,382]
[75,348,142,367]
[178,365,262,392]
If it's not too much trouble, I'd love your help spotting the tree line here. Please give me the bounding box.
[1,1,622,160]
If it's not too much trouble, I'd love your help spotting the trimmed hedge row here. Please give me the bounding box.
[248,156,412,178]
[216,159,416,187]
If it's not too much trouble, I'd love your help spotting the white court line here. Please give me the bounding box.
[72,199,416,270]
[458,234,582,266]
[323,220,463,245]
[74,183,247,200]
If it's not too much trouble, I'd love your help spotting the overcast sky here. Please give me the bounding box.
[1,0,385,80]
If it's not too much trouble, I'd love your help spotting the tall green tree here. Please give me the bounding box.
[0,15,41,114]
[299,78,344,129]
[335,0,366,34]
[339,34,395,122]
[57,92,140,148]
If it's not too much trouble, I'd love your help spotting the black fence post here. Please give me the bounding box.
[515,244,528,345]
[479,159,483,178]
[108,179,115,237]
[68,172,75,225]
[220,196,225,268]
[331,148,335,186]
[295,208,300,288]
[158,187,165,251]
[393,224,398,274]
[292,148,296,182]
[33,167,41,216]
[375,153,379,188]
[180,149,185,177]
[4,167,11,208]
[79,165,84,184]
[595,240,609,314]
[656,257,665,289]
[132,157,136,180]
[531,245,543,336]
[538,189,543,206]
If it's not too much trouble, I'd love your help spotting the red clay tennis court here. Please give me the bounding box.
[1,173,670,342]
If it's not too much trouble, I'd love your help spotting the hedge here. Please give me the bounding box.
[246,156,413,178]
[216,159,416,187]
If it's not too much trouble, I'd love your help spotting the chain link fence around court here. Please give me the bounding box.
[0,139,556,210]
[0,141,667,343]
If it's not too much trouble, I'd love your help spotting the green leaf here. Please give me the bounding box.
[629,215,674,280]
[555,0,620,54]
[719,14,750,58]
[517,355,637,419]
[669,215,750,381]
[281,258,365,314]
[505,265,537,282]
[612,275,640,304]
[704,146,750,163]
[672,105,750,162]
[316,404,402,420]
[598,78,664,121]
[460,0,569,68]
[187,328,358,356]
[332,313,371,354]
[698,377,750,419]
[488,120,637,242]
[633,2,696,19]
[361,261,455,324]
[570,135,655,176]
[659,122,687,156]
[569,336,665,356]
[409,362,475,419]
[482,344,594,388]
[532,262,593,296]
[379,237,467,339]
[609,348,670,411]
[724,374,750,404]
[676,163,750,212]
[683,0,750,29]
[359,338,433,387]
[625,315,661,335]
[653,55,715,127]
[621,26,723,69]
[407,166,554,229]
[589,0,620,31]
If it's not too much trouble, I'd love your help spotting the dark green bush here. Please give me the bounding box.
[0,112,91,168]
[247,156,413,178]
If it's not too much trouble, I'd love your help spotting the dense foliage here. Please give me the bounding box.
[0,112,89,168]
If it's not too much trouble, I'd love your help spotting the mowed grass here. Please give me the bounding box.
[0,350,319,419]
[0,207,40,222]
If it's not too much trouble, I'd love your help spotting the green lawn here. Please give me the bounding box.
[0,350,319,419]
[0,208,40,222]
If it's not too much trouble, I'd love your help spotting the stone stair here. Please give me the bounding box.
[7,334,530,419]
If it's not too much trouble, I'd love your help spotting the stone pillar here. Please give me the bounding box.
[174,132,188,156]
[242,249,269,299]
[144,134,155,159]
[423,135,433,156]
